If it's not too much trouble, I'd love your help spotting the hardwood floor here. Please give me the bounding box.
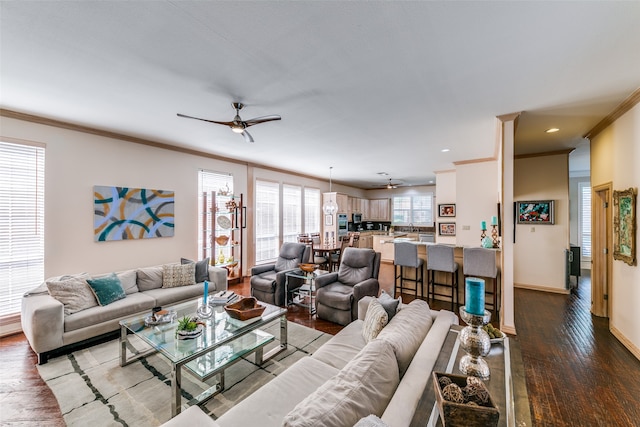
[2,264,639,426]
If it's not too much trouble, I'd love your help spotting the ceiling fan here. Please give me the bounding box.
[177,102,281,143]
[373,178,401,189]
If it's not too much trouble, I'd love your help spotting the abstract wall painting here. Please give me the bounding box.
[94,185,175,242]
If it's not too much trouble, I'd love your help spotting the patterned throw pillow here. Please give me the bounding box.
[362,298,389,342]
[86,272,127,306]
[162,263,196,288]
[46,274,98,315]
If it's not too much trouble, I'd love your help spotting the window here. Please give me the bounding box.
[255,180,280,262]
[282,184,302,243]
[254,182,320,263]
[198,170,233,260]
[392,193,434,226]
[304,188,321,234]
[0,140,45,317]
[578,182,592,258]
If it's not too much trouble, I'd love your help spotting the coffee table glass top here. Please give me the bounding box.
[119,298,286,364]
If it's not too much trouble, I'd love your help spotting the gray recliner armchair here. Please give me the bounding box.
[315,247,381,325]
[250,242,310,306]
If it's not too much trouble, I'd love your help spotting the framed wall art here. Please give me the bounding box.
[94,185,175,241]
[517,200,554,224]
[438,203,456,217]
[613,187,637,266]
[438,222,456,236]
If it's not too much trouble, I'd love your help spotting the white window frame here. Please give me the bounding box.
[578,181,592,259]
[255,180,280,263]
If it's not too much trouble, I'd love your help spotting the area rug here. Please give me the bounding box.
[37,321,332,426]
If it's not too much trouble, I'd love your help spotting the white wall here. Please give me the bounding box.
[1,116,248,277]
[591,102,640,359]
[514,154,570,292]
[435,170,456,244]
[455,161,499,247]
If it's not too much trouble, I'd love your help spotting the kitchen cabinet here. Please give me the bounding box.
[358,232,373,249]
[336,193,349,214]
[367,198,391,221]
[373,234,396,262]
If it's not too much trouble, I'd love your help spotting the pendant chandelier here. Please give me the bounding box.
[322,166,338,215]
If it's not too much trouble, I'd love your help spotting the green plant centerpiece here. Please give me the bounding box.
[175,315,203,339]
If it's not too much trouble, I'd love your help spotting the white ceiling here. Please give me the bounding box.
[1,1,639,188]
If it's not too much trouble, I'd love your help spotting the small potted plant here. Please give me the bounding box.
[175,315,204,339]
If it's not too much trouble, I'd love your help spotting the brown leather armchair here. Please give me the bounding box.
[250,242,310,306]
[315,247,381,325]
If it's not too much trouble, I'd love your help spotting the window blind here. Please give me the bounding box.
[0,140,45,317]
[579,182,592,258]
[392,193,434,226]
[282,184,301,243]
[304,188,321,234]
[255,180,280,262]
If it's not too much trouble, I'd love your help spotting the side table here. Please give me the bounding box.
[411,326,532,427]
[284,269,329,315]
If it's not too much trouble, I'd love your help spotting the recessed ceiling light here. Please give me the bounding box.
[429,180,434,184]
[441,148,450,153]
[546,128,560,133]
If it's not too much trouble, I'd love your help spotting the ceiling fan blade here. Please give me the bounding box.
[177,113,234,127]
[243,115,282,127]
[242,130,254,143]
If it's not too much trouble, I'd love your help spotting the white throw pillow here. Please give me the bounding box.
[46,274,98,315]
[362,299,389,342]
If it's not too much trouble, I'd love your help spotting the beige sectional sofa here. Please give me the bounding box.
[162,296,458,427]
[21,262,227,364]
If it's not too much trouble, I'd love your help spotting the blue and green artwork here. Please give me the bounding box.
[94,185,175,241]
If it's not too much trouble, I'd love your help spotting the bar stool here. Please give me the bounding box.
[427,244,459,311]
[394,242,424,299]
[463,247,499,314]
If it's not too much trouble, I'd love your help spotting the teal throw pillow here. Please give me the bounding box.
[87,272,126,306]
[181,257,210,283]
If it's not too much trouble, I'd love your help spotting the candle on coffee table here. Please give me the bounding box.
[203,280,209,305]
[465,278,485,315]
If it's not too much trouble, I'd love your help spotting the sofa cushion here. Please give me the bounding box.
[377,291,401,320]
[136,265,164,291]
[376,299,433,377]
[311,319,367,370]
[64,292,156,332]
[283,339,399,427]
[46,274,97,315]
[181,257,210,283]
[218,357,339,427]
[362,299,388,342]
[315,283,354,311]
[162,263,196,288]
[354,415,391,427]
[143,283,206,307]
[251,271,278,292]
[86,273,127,306]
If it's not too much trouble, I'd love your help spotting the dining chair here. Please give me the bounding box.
[299,236,328,269]
[426,244,459,311]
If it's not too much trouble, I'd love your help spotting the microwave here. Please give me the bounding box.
[352,213,362,223]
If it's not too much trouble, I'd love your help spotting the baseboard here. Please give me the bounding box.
[514,283,570,294]
[610,325,640,362]
[501,324,517,336]
[0,314,22,338]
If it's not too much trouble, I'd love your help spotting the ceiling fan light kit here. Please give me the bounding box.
[177,102,281,143]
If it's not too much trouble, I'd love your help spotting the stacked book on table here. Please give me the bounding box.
[211,290,239,305]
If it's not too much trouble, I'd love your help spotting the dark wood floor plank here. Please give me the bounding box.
[2,265,639,426]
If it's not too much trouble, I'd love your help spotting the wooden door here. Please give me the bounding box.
[592,184,612,317]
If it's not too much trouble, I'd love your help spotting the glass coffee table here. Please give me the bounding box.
[119,297,287,416]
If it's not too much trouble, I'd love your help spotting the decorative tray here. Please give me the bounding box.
[224,297,265,321]
[217,215,232,229]
[144,310,177,326]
